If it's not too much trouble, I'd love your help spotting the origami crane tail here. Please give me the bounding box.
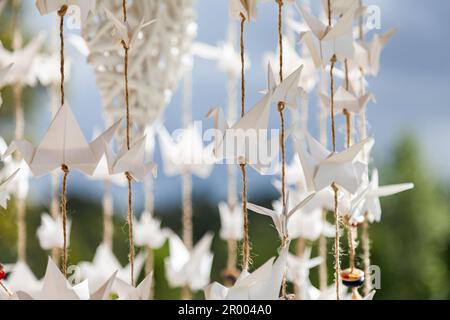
[90,271,117,300]
[2,140,36,166]
[90,118,122,162]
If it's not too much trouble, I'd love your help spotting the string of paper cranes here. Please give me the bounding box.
[0,0,414,300]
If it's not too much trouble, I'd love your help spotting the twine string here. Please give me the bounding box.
[362,212,371,295]
[121,0,135,286]
[60,164,69,277]
[330,55,337,152]
[277,0,286,208]
[332,182,341,300]
[239,13,250,272]
[126,172,135,286]
[318,209,328,291]
[58,5,67,107]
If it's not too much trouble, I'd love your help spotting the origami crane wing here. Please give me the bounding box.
[328,137,373,163]
[368,28,398,75]
[230,0,257,21]
[287,193,316,219]
[0,63,13,86]
[247,203,283,237]
[37,258,82,300]
[204,282,228,300]
[36,0,95,25]
[90,271,117,300]
[298,2,357,67]
[315,138,373,193]
[248,244,289,300]
[105,136,155,181]
[114,272,153,300]
[0,169,20,209]
[374,183,414,198]
[272,65,304,109]
[293,135,321,193]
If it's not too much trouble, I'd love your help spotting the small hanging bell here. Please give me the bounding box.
[340,268,365,288]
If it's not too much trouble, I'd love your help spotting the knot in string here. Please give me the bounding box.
[57,4,68,17]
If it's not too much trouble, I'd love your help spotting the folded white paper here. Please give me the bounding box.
[37,213,71,250]
[36,0,95,25]
[294,132,373,194]
[204,245,288,300]
[297,2,357,68]
[3,104,121,177]
[165,233,214,291]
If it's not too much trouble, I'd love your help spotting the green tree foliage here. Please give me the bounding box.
[370,134,450,299]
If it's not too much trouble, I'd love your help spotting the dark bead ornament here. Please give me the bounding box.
[221,268,240,287]
[340,268,365,288]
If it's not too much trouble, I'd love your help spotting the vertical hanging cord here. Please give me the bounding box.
[60,164,69,277]
[226,8,239,273]
[58,5,66,107]
[11,0,26,263]
[328,2,341,300]
[362,212,371,295]
[277,0,289,299]
[57,5,69,277]
[357,0,371,296]
[121,0,135,286]
[239,13,250,272]
[319,209,328,290]
[277,0,286,208]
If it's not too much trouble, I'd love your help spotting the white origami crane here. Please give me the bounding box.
[0,33,45,86]
[0,169,19,209]
[104,136,156,182]
[157,125,214,179]
[207,93,283,174]
[265,63,305,109]
[319,85,375,114]
[193,40,245,76]
[204,245,288,300]
[3,104,121,177]
[248,193,315,241]
[36,213,71,250]
[295,132,373,194]
[16,258,89,300]
[3,261,41,297]
[271,189,335,241]
[113,272,153,300]
[0,137,30,201]
[104,6,155,48]
[165,233,214,291]
[13,258,116,300]
[351,28,398,76]
[230,0,257,21]
[133,211,171,249]
[356,169,413,223]
[286,247,322,300]
[297,1,358,68]
[35,0,96,25]
[218,202,244,241]
[79,243,145,292]
[0,64,12,107]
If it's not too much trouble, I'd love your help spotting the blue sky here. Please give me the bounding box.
[15,0,450,212]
